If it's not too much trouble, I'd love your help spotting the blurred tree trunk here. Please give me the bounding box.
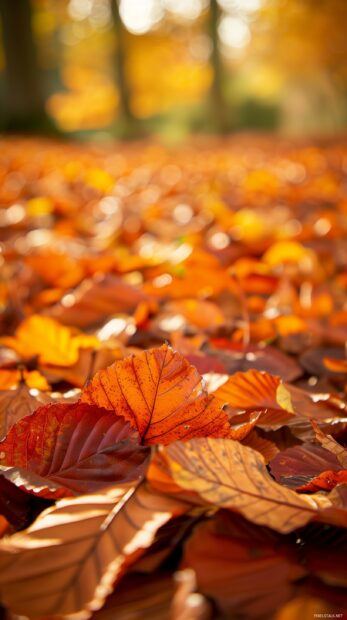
[0,0,53,132]
[110,0,141,138]
[208,0,232,133]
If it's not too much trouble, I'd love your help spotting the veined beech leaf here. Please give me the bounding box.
[165,437,335,533]
[0,402,149,498]
[81,344,232,445]
[0,483,189,618]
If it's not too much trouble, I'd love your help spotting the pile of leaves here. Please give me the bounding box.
[0,135,346,619]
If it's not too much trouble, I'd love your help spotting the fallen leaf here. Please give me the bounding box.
[312,420,347,468]
[0,483,189,619]
[213,369,293,412]
[0,369,49,391]
[297,470,347,493]
[0,402,149,498]
[0,315,99,367]
[81,344,232,445]
[45,273,150,328]
[165,437,334,533]
[269,444,342,489]
[208,341,302,382]
[182,511,300,618]
[0,381,52,441]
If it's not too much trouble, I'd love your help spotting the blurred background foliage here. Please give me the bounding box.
[0,0,347,140]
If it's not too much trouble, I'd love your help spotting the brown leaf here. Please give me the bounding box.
[269,444,342,490]
[45,273,150,328]
[0,381,52,441]
[81,344,232,445]
[312,420,347,469]
[0,483,189,618]
[182,512,300,619]
[165,437,335,533]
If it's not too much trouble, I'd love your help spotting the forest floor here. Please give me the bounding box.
[0,134,346,620]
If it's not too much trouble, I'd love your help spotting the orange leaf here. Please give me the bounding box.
[297,470,347,493]
[0,369,49,391]
[0,315,99,367]
[214,369,295,432]
[81,344,232,445]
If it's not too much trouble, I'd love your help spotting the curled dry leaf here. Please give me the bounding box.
[0,402,149,498]
[164,437,338,533]
[81,344,232,445]
[214,369,294,413]
[0,315,99,367]
[0,482,189,619]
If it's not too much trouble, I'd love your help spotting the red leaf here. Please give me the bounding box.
[269,444,342,490]
[0,402,149,498]
[297,470,347,493]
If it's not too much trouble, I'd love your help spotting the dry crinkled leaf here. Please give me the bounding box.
[0,381,52,441]
[81,344,232,445]
[165,437,336,533]
[0,315,99,367]
[0,402,149,498]
[0,482,189,619]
